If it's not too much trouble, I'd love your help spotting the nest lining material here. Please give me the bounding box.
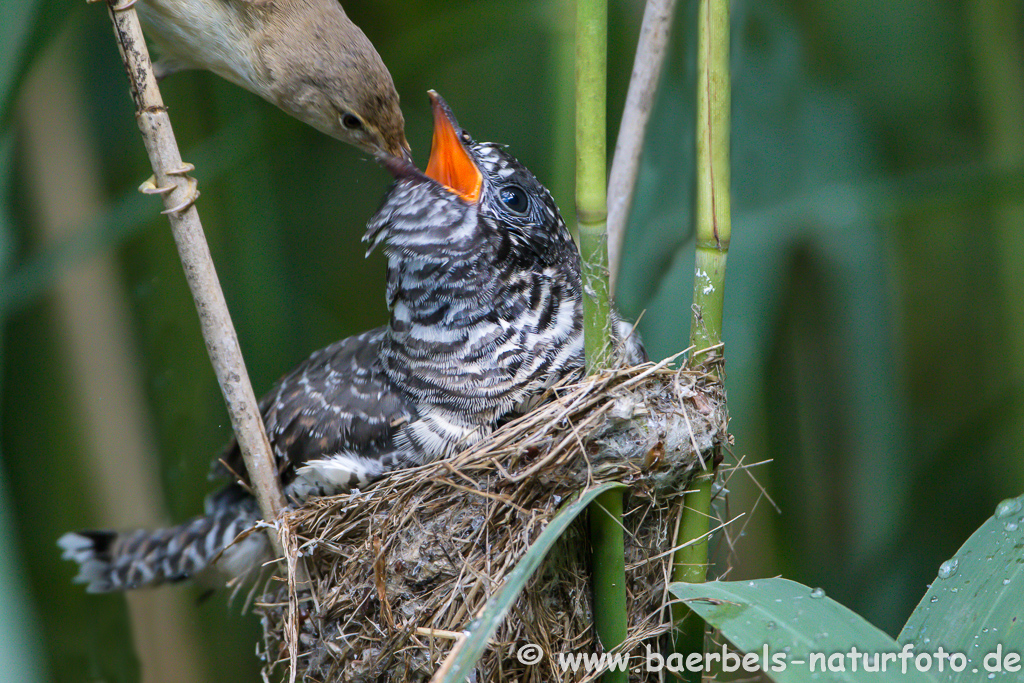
[256,358,728,683]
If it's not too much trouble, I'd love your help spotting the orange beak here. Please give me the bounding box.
[424,91,482,204]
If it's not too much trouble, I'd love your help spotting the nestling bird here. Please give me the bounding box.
[134,0,410,158]
[59,92,644,592]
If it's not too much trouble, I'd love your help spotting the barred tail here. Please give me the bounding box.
[58,495,267,593]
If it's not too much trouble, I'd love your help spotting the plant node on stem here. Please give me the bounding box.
[671,0,731,678]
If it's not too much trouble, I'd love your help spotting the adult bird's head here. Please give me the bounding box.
[262,1,410,160]
[369,91,576,268]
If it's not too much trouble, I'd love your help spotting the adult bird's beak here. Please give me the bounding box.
[424,91,482,204]
[398,140,414,163]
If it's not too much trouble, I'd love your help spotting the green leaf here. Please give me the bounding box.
[669,579,938,682]
[898,492,1024,681]
[435,482,626,683]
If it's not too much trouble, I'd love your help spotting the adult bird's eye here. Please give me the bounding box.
[341,113,363,130]
[500,185,529,214]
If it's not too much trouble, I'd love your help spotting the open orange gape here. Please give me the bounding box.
[423,90,482,203]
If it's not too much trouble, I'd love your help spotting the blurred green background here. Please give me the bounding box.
[1,0,1023,681]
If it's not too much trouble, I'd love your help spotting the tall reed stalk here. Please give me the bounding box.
[576,0,627,679]
[96,0,288,555]
[670,0,731,676]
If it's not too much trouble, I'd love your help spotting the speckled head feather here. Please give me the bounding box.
[368,92,579,282]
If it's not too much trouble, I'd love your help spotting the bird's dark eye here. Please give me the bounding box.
[341,113,363,130]
[500,185,529,214]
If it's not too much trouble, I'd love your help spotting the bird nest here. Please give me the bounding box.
[256,355,728,682]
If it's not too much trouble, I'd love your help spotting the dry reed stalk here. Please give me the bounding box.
[93,0,287,552]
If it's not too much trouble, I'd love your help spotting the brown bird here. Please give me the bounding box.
[135,0,410,159]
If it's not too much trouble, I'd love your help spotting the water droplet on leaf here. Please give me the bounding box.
[995,498,1022,519]
[938,559,959,579]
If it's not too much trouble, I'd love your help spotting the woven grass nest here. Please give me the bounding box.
[256,356,728,683]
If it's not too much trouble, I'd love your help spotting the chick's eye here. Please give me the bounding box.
[500,185,529,214]
[341,113,363,130]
